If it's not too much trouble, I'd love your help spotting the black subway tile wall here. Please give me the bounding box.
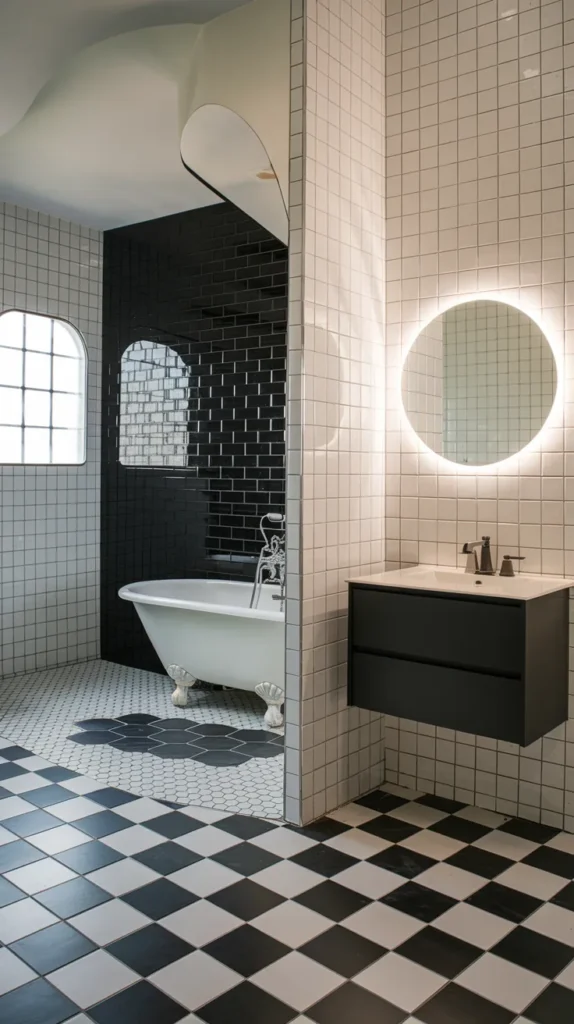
[101,203,287,670]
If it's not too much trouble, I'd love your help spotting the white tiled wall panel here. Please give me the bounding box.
[287,0,386,824]
[385,0,574,830]
[0,204,102,676]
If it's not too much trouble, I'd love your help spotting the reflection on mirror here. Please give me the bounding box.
[401,300,557,467]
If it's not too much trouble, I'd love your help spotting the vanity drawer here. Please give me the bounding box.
[351,585,524,676]
[349,652,524,743]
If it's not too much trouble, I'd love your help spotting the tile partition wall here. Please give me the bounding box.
[0,204,102,677]
[285,0,386,824]
[384,0,574,829]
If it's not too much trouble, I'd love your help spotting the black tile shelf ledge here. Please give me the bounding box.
[68,715,284,767]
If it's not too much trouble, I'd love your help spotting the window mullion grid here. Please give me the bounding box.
[49,318,54,464]
[20,314,26,463]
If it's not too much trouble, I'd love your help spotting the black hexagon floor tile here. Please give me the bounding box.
[194,724,235,737]
[231,729,277,742]
[111,725,161,738]
[155,719,199,730]
[193,750,251,767]
[116,713,161,724]
[152,730,197,744]
[69,732,115,746]
[151,743,207,759]
[76,719,119,731]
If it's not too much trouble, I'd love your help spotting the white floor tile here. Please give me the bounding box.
[151,950,241,1011]
[0,825,15,846]
[249,860,322,899]
[456,952,548,1013]
[332,862,404,899]
[14,756,54,771]
[0,796,36,820]
[254,901,332,947]
[344,902,425,948]
[69,898,150,944]
[355,952,446,1012]
[0,897,58,943]
[0,947,37,995]
[327,804,381,827]
[48,798,103,823]
[252,951,343,1012]
[101,825,165,856]
[85,859,159,896]
[175,826,242,857]
[454,806,509,829]
[249,827,318,858]
[61,778,104,796]
[47,949,139,1008]
[161,900,242,947]
[167,861,242,898]
[0,774,51,795]
[546,832,574,855]
[5,859,76,895]
[387,803,449,828]
[555,958,574,990]
[523,903,574,946]
[323,830,391,860]
[415,862,487,900]
[26,824,88,855]
[472,830,538,862]
[433,903,515,949]
[496,863,567,901]
[113,798,167,823]
[399,830,465,862]
[179,806,230,824]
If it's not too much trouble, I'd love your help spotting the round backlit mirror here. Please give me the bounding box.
[401,299,557,467]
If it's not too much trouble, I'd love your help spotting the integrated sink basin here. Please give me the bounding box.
[348,565,574,601]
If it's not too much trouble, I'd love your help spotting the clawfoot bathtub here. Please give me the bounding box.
[119,579,285,728]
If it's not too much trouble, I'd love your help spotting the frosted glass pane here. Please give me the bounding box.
[0,387,22,425]
[25,351,50,389]
[0,346,23,386]
[0,426,22,462]
[52,429,82,464]
[52,392,80,429]
[24,389,51,426]
[52,355,79,393]
[23,427,50,463]
[53,321,79,357]
[25,313,52,352]
[0,311,24,349]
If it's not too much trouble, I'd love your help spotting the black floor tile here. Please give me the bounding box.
[288,818,351,842]
[417,982,514,1023]
[492,925,574,978]
[197,980,296,1024]
[240,742,282,758]
[397,925,482,978]
[289,844,358,878]
[498,817,560,844]
[0,763,27,781]
[148,730,196,744]
[190,750,249,766]
[36,767,79,782]
[0,745,32,761]
[87,788,139,809]
[524,983,574,1023]
[0,875,26,907]
[0,838,46,872]
[122,878,198,919]
[295,880,371,922]
[111,738,163,754]
[552,881,574,911]
[212,841,280,877]
[192,724,233,736]
[230,729,277,742]
[522,845,574,879]
[74,810,132,839]
[466,880,543,922]
[367,845,436,878]
[76,719,119,731]
[34,876,111,916]
[355,790,409,814]
[4,808,61,837]
[111,725,161,738]
[445,844,513,879]
[189,736,237,750]
[307,981,405,1024]
[301,924,386,976]
[23,785,76,808]
[216,814,278,840]
[0,978,80,1024]
[154,718,198,730]
[429,816,491,844]
[107,923,194,975]
[69,731,116,746]
[54,840,124,874]
[204,923,290,975]
[116,714,160,724]
[132,841,202,875]
[359,814,421,843]
[416,794,466,814]
[89,979,187,1024]
[0,786,11,798]
[208,878,285,920]
[9,920,96,973]
[381,880,457,922]
[144,812,204,839]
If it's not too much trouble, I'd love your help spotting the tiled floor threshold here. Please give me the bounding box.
[1,735,574,1022]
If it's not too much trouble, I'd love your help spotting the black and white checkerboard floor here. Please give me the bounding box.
[1,738,574,1023]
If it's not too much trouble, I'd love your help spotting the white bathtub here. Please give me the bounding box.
[119,579,285,727]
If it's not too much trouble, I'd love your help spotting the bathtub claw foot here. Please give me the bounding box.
[167,665,197,708]
[255,682,284,729]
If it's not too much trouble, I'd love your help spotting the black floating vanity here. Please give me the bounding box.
[348,567,573,746]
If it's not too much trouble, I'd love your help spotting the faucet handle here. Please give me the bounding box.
[499,554,525,578]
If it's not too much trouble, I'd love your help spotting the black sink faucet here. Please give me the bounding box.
[462,536,495,575]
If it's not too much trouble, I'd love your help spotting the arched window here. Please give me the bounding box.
[119,340,188,467]
[0,310,86,464]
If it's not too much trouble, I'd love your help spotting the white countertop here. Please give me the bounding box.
[348,565,574,601]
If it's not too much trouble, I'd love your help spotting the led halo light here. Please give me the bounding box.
[398,292,563,474]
